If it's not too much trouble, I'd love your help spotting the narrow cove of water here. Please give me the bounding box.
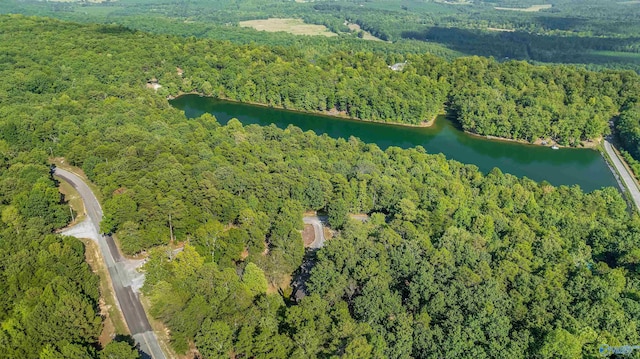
[170,95,618,192]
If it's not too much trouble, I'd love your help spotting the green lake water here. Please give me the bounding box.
[170,95,618,192]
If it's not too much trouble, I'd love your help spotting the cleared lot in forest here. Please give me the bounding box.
[494,4,552,11]
[239,18,337,37]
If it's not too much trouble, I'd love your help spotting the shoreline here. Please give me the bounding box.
[168,92,601,149]
[464,131,601,149]
[168,92,440,128]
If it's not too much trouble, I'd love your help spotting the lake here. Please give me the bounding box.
[170,95,618,192]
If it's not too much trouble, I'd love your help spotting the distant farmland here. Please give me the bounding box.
[494,4,552,12]
[239,18,337,37]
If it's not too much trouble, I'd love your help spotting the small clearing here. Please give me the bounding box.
[239,18,337,37]
[434,0,472,4]
[146,79,161,91]
[323,227,334,241]
[302,224,315,248]
[495,4,552,12]
[487,27,515,32]
[267,274,292,295]
[349,213,370,222]
[47,0,113,2]
[346,22,383,41]
[58,180,85,224]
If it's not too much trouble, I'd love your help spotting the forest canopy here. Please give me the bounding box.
[1,14,640,359]
[2,0,640,71]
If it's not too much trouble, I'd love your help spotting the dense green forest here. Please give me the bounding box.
[447,57,639,145]
[615,103,640,176]
[1,15,640,358]
[0,163,139,357]
[2,0,640,71]
[3,8,635,145]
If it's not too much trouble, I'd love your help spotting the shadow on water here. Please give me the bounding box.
[170,95,618,192]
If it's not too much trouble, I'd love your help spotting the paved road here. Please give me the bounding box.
[603,139,640,212]
[303,215,326,249]
[54,168,166,359]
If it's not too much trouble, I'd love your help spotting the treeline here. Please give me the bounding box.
[177,42,638,144]
[615,102,640,176]
[183,48,449,124]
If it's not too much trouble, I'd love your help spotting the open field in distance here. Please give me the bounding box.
[494,4,552,12]
[239,18,337,37]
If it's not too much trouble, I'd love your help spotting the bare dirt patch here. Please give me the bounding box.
[240,247,249,260]
[323,227,334,241]
[302,224,315,248]
[239,18,337,37]
[495,4,552,12]
[146,83,162,91]
[326,108,349,117]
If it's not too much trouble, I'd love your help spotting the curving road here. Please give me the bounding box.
[303,215,327,249]
[54,168,166,359]
[603,139,640,212]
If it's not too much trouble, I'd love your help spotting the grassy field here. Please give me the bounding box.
[590,50,640,59]
[494,4,552,12]
[58,180,85,225]
[346,22,384,41]
[586,50,640,68]
[434,0,472,5]
[366,0,460,13]
[239,18,337,37]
